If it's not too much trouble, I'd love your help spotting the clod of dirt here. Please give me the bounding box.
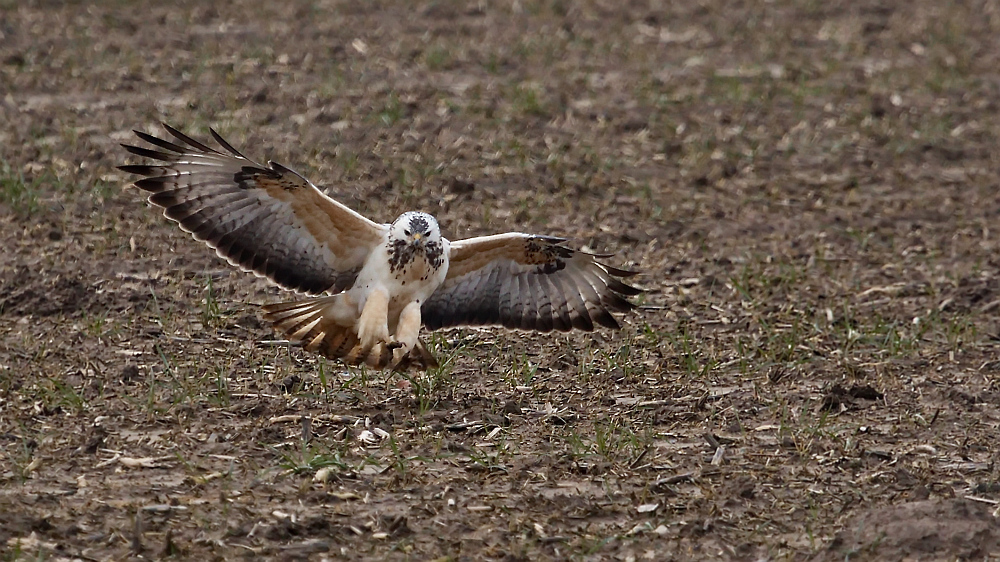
[502,400,525,415]
[249,88,268,104]
[79,425,107,455]
[120,364,140,383]
[277,374,302,393]
[234,314,263,330]
[848,384,884,401]
[820,383,884,412]
[816,498,1000,561]
[448,177,475,194]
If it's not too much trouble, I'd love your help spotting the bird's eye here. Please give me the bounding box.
[404,229,411,236]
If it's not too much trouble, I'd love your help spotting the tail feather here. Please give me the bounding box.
[263,295,362,363]
[261,296,437,369]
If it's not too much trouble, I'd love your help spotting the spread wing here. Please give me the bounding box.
[118,124,388,295]
[421,233,641,332]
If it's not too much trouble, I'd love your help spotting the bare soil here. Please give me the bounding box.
[2,1,1000,560]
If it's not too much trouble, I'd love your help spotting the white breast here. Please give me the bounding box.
[349,238,450,319]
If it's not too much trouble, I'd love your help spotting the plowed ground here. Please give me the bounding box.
[2,1,999,560]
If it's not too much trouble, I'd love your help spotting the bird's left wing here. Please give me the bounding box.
[421,233,641,332]
[119,124,389,295]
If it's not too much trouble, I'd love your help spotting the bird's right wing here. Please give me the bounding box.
[119,124,388,295]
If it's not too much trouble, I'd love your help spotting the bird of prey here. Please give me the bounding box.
[119,124,641,369]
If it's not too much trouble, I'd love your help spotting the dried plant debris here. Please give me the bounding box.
[3,1,1000,560]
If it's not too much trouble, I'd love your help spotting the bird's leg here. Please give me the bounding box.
[389,301,422,369]
[356,288,392,358]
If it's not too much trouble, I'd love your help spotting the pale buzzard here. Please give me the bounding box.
[119,125,641,369]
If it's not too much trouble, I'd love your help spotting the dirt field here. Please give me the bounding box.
[2,0,1000,560]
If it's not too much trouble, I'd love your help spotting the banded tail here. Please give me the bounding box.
[262,296,438,370]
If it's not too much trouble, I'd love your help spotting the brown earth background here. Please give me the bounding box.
[1,0,1000,560]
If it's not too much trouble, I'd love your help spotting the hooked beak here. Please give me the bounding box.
[411,233,423,243]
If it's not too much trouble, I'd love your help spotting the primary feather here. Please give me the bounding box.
[120,124,386,295]
[422,233,640,332]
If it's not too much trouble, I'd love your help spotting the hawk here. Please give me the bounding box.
[119,124,641,369]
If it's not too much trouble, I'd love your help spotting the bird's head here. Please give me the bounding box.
[390,211,442,249]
